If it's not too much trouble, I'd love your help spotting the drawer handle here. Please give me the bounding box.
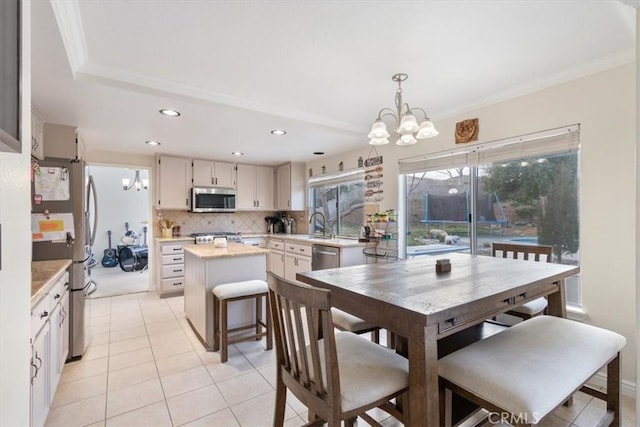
[53,293,61,300]
[503,296,516,305]
[172,282,183,286]
[172,248,181,251]
[40,310,49,319]
[173,269,183,273]
[173,257,182,261]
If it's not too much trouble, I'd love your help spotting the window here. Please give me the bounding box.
[309,170,364,238]
[400,125,581,307]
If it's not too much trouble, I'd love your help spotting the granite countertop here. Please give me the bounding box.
[183,242,270,259]
[268,234,367,248]
[155,236,195,243]
[32,259,72,304]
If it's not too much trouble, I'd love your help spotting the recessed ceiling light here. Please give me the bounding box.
[232,151,244,156]
[313,152,325,155]
[271,129,286,135]
[159,108,181,117]
[145,140,161,146]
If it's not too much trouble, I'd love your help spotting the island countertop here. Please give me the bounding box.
[183,242,269,259]
[32,259,72,304]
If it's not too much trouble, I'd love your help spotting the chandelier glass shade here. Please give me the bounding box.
[368,73,438,145]
[122,170,149,191]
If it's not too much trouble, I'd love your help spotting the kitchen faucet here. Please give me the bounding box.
[309,211,327,239]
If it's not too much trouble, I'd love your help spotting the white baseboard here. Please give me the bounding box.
[588,372,636,398]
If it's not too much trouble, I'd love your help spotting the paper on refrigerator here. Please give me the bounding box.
[32,213,75,242]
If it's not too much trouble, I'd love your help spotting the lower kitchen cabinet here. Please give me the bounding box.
[155,238,192,297]
[30,321,50,427]
[284,242,312,282]
[268,239,285,278]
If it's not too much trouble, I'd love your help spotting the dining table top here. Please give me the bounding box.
[296,252,580,426]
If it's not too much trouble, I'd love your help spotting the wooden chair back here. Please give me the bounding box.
[491,242,553,263]
[267,272,342,420]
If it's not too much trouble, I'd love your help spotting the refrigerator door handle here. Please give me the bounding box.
[86,175,98,247]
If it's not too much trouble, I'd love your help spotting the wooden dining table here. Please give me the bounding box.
[296,252,580,426]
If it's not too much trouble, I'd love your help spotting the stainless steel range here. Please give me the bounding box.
[189,232,243,245]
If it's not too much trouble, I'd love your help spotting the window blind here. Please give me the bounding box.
[308,168,364,188]
[399,124,580,174]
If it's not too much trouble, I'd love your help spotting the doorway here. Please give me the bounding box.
[87,164,151,298]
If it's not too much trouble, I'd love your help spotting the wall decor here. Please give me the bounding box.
[455,118,479,144]
[364,146,384,202]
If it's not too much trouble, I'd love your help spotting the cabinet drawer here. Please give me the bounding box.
[31,296,51,337]
[269,239,284,251]
[161,277,185,292]
[48,272,69,307]
[286,243,312,257]
[162,254,184,265]
[161,244,184,255]
[162,264,185,278]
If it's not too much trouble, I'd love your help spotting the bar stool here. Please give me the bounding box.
[212,279,272,363]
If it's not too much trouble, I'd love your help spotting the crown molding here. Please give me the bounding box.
[49,0,88,76]
[433,48,635,121]
[618,0,640,9]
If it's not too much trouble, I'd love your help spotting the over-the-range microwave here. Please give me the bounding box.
[191,187,236,212]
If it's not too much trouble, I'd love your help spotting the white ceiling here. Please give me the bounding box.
[31,1,637,166]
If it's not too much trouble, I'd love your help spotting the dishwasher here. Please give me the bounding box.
[312,244,340,270]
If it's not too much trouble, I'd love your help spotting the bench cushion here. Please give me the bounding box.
[212,279,268,299]
[331,308,377,332]
[508,297,548,315]
[438,316,626,422]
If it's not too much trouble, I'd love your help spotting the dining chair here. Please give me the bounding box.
[491,242,553,319]
[267,272,409,426]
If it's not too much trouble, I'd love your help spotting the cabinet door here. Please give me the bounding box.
[268,250,285,278]
[214,162,236,188]
[284,253,297,282]
[236,164,257,210]
[192,159,214,186]
[31,323,50,427]
[296,256,312,276]
[158,156,191,210]
[276,164,291,210]
[61,291,69,364]
[48,302,61,399]
[256,166,275,210]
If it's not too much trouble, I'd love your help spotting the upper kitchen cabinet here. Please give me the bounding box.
[156,155,191,210]
[277,162,306,211]
[43,123,77,160]
[236,164,275,210]
[192,160,236,188]
[31,107,44,159]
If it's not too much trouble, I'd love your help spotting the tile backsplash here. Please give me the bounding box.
[155,210,308,235]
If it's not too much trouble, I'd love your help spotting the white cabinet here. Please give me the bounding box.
[237,164,275,210]
[30,321,49,427]
[268,239,285,278]
[156,241,188,296]
[192,160,236,188]
[31,108,44,159]
[283,242,312,282]
[43,123,76,160]
[242,237,267,248]
[157,156,191,210]
[277,162,306,211]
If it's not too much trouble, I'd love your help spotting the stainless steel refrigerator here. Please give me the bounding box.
[32,157,98,360]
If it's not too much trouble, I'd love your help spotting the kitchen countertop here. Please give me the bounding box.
[267,234,367,248]
[32,259,72,304]
[183,242,269,259]
[155,236,196,243]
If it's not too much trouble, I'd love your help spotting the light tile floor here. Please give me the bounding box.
[45,292,637,427]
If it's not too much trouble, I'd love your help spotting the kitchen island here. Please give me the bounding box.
[183,243,269,350]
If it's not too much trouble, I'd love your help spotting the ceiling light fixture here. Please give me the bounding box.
[271,129,286,136]
[145,140,161,146]
[159,108,181,117]
[232,151,244,156]
[122,170,148,191]
[368,73,438,146]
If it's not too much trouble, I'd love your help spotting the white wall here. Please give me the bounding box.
[0,0,32,424]
[308,63,638,386]
[88,166,151,256]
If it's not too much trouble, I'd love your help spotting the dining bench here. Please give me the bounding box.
[438,315,626,426]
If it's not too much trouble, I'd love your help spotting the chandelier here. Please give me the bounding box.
[122,170,148,191]
[368,73,438,145]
